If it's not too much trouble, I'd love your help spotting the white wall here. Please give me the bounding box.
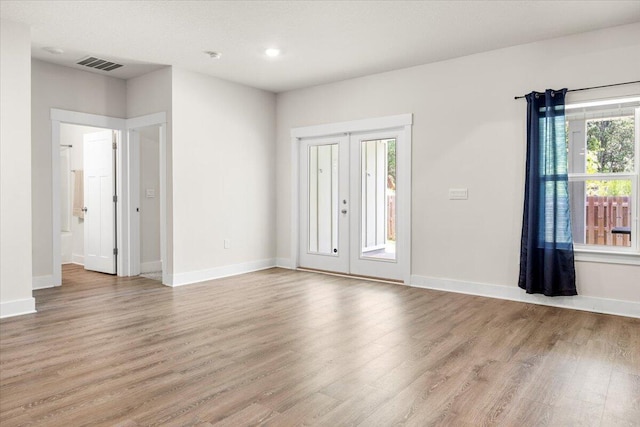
[139,126,161,270]
[31,59,127,280]
[276,23,640,304]
[0,20,34,317]
[126,67,172,275]
[170,68,276,283]
[127,67,172,119]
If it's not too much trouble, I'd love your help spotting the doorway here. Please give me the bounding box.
[50,109,167,288]
[129,125,162,281]
[294,115,412,282]
[126,112,168,284]
[59,124,118,275]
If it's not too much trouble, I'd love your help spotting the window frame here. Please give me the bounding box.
[565,97,640,265]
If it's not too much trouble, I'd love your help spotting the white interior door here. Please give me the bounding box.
[299,136,350,273]
[298,127,409,281]
[84,130,116,274]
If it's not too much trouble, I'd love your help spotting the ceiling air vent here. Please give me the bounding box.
[76,56,124,72]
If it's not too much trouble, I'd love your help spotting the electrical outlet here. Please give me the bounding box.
[449,188,468,200]
[224,239,230,249]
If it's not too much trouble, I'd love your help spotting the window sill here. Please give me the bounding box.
[574,248,640,266]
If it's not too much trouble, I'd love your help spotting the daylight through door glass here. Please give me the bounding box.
[308,144,339,255]
[360,139,397,261]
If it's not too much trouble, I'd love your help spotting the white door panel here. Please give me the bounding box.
[84,130,116,274]
[299,136,349,273]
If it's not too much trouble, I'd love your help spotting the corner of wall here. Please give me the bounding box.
[1,19,33,313]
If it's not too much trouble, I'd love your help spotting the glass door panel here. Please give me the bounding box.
[360,138,397,261]
[308,144,339,254]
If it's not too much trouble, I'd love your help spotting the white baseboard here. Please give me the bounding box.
[140,260,162,274]
[410,275,640,319]
[33,275,55,290]
[72,254,84,265]
[0,298,36,319]
[168,258,277,287]
[276,258,295,269]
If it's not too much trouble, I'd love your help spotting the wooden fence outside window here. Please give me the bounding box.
[584,196,631,246]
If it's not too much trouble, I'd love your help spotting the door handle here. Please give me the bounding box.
[341,209,347,214]
[82,207,88,213]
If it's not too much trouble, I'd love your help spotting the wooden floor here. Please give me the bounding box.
[1,265,638,426]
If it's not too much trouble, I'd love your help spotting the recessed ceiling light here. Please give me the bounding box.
[265,48,280,58]
[43,46,64,55]
[204,50,221,59]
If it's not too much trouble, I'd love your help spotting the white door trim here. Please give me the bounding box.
[126,112,166,130]
[51,109,126,130]
[290,114,412,283]
[50,109,168,287]
[291,114,412,139]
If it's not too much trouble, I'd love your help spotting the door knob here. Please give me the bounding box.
[82,207,88,213]
[341,209,347,214]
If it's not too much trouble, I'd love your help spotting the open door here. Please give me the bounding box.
[83,130,116,274]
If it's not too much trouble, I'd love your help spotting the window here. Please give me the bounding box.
[566,97,640,260]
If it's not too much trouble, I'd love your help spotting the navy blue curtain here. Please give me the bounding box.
[518,89,577,296]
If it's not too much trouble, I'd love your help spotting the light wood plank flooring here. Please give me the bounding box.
[1,264,638,426]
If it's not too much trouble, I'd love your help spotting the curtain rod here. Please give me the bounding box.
[514,80,640,100]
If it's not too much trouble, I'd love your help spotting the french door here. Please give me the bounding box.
[299,127,409,281]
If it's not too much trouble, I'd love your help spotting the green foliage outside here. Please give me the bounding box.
[587,117,634,173]
[585,117,634,196]
[586,179,631,197]
[387,139,396,188]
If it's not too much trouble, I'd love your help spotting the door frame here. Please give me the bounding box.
[50,109,167,286]
[126,113,168,283]
[349,128,409,280]
[290,114,412,283]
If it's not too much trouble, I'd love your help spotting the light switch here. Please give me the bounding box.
[145,188,155,198]
[224,239,231,249]
[449,188,468,200]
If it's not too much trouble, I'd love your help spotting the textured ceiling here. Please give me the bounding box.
[1,1,639,92]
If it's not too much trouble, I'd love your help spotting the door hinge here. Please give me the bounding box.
[112,132,117,149]
[113,195,118,203]
[113,248,118,256]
